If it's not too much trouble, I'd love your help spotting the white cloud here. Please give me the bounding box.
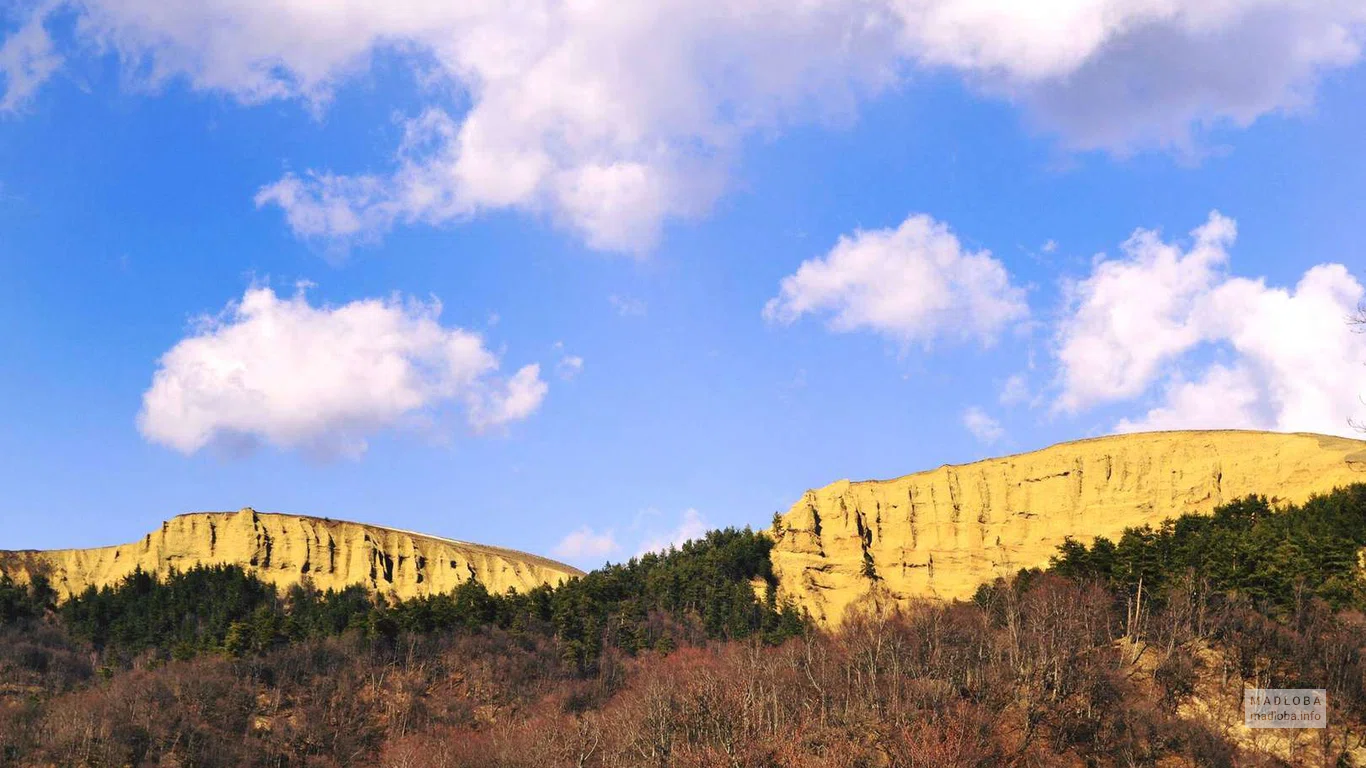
[963,406,1004,444]
[637,508,709,556]
[1201,265,1366,434]
[138,285,547,458]
[467,363,548,433]
[5,2,1363,249]
[1055,211,1235,412]
[1115,364,1263,433]
[609,295,647,318]
[556,355,584,381]
[552,527,618,560]
[765,213,1028,346]
[999,373,1031,406]
[0,1,62,112]
[1013,2,1366,152]
[552,341,584,381]
[554,508,713,563]
[1055,213,1366,437]
[184,2,904,252]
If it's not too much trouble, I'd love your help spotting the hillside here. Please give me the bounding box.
[768,430,1366,624]
[0,508,582,601]
[6,487,1366,766]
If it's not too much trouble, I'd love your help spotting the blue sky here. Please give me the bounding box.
[2,2,1364,566]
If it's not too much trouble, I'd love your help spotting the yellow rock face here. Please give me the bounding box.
[0,509,583,601]
[768,430,1366,625]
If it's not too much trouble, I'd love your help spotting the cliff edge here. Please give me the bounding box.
[0,509,583,601]
[768,430,1366,625]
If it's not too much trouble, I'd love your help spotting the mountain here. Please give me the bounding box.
[7,430,1365,623]
[0,508,582,600]
[768,430,1366,624]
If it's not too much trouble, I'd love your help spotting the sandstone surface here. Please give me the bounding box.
[768,431,1366,624]
[0,508,582,601]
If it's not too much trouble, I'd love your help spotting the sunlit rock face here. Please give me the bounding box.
[0,509,583,601]
[768,431,1366,625]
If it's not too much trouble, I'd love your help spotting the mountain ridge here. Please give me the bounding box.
[766,429,1366,624]
[0,508,582,601]
[819,429,1366,485]
[7,430,1365,624]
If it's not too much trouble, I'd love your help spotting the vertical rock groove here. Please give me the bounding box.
[766,431,1366,626]
[1,508,582,601]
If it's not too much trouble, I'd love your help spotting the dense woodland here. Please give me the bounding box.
[50,527,804,669]
[3,487,1366,766]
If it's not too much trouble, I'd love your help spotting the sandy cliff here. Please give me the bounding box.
[0,509,583,601]
[768,430,1366,624]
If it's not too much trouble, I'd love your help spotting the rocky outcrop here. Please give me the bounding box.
[0,509,582,601]
[768,431,1366,625]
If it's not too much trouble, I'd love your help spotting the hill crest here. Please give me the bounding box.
[768,430,1366,624]
[1,508,582,600]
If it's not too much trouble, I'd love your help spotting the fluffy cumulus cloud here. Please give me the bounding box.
[1114,365,1263,433]
[1055,213,1366,437]
[4,2,1363,250]
[1014,2,1366,151]
[765,213,1027,346]
[82,0,907,252]
[1055,212,1236,412]
[138,286,548,458]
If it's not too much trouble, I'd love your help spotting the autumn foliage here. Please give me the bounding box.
[5,489,1366,766]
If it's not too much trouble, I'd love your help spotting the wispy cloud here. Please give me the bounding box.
[553,342,585,381]
[553,527,618,560]
[963,407,1005,445]
[609,295,647,318]
[637,509,709,556]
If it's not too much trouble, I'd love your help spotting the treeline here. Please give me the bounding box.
[7,554,1364,765]
[0,574,53,625]
[4,487,1366,766]
[1042,483,1366,613]
[0,582,1240,767]
[51,526,806,669]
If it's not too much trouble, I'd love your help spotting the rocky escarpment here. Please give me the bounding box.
[768,430,1366,625]
[0,509,582,601]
